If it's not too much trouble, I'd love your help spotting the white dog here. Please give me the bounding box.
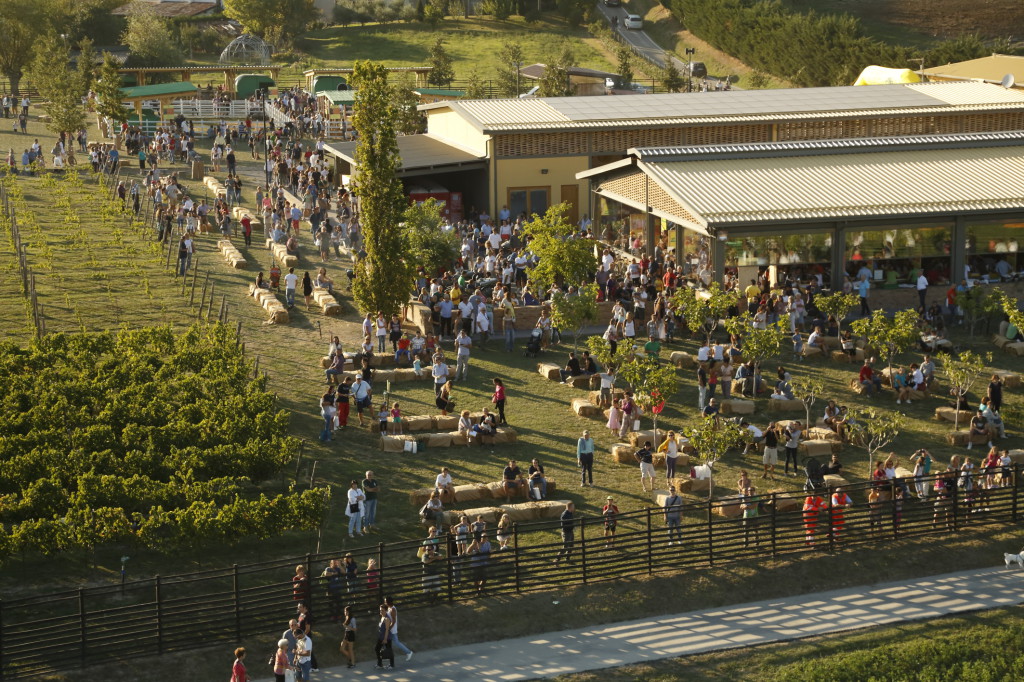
[1004,552,1024,569]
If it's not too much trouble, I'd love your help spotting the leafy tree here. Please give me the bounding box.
[618,355,679,445]
[815,291,858,337]
[748,71,770,89]
[614,46,634,89]
[462,68,487,99]
[957,285,1000,338]
[424,0,446,24]
[850,308,919,382]
[538,44,576,97]
[223,0,315,39]
[724,312,791,376]
[550,283,599,352]
[404,198,460,276]
[350,61,415,317]
[426,36,455,87]
[585,334,633,373]
[76,36,97,98]
[671,282,735,344]
[0,0,46,97]
[496,40,524,97]
[415,0,425,21]
[688,416,747,499]
[937,350,990,431]
[522,203,596,292]
[791,374,824,434]
[121,8,182,67]
[390,73,426,134]
[27,34,86,138]
[662,61,685,92]
[94,52,131,126]
[994,289,1024,331]
[848,408,904,476]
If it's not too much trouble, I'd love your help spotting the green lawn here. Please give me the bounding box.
[297,16,618,81]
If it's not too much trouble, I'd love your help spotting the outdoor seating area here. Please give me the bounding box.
[247,283,288,324]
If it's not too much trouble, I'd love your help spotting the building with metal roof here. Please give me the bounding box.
[579,131,1024,290]
[921,54,1024,89]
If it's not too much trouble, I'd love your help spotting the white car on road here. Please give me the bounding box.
[624,14,643,30]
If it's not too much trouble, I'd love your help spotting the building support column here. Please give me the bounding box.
[832,222,846,291]
[952,215,967,283]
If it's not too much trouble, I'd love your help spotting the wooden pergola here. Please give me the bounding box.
[302,67,433,91]
[119,82,199,121]
[117,65,284,93]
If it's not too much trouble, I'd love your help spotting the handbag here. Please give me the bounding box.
[349,502,360,514]
[633,419,641,431]
[284,669,296,682]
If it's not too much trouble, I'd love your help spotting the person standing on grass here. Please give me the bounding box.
[176,235,189,277]
[432,356,449,397]
[454,329,472,381]
[230,647,250,682]
[635,440,655,493]
[577,430,595,487]
[362,470,379,532]
[555,502,575,565]
[602,496,619,548]
[283,267,298,308]
[491,377,507,424]
[346,480,365,538]
[664,485,684,546]
[384,596,414,662]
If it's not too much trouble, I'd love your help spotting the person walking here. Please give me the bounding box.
[554,502,575,565]
[634,440,655,493]
[346,480,364,538]
[271,639,291,682]
[375,604,395,670]
[340,605,357,668]
[230,647,251,682]
[362,471,380,531]
[577,430,595,487]
[664,485,684,545]
[301,271,314,310]
[857,274,871,316]
[383,597,414,662]
[454,329,472,381]
[284,267,298,308]
[491,377,507,424]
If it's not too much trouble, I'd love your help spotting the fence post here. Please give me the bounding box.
[0,598,4,682]
[232,564,241,640]
[645,507,653,575]
[951,478,959,531]
[512,523,521,594]
[377,543,386,604]
[1013,464,1019,523]
[891,480,899,539]
[706,500,715,566]
[769,492,778,558]
[445,533,454,603]
[78,588,87,666]
[580,517,587,585]
[826,490,835,553]
[155,575,164,656]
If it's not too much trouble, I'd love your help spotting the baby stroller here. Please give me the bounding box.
[803,457,826,493]
[524,327,543,357]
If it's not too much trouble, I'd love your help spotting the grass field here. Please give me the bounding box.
[297,16,619,81]
[5,116,1024,678]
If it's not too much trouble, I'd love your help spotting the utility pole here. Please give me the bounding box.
[685,48,696,93]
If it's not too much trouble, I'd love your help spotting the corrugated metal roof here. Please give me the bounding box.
[119,82,199,99]
[920,54,1024,85]
[323,134,484,172]
[638,144,1024,224]
[423,82,1024,131]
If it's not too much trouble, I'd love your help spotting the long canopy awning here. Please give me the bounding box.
[324,134,486,177]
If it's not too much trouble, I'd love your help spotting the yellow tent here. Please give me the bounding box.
[853,66,922,86]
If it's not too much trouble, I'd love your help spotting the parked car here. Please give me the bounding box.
[688,62,708,79]
[624,14,643,29]
[604,0,621,5]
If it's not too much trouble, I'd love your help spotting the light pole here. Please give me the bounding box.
[260,88,269,190]
[514,60,521,97]
[685,48,695,93]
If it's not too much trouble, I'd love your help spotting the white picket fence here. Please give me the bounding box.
[171,100,262,119]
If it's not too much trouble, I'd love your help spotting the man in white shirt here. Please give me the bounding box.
[457,299,475,335]
[807,326,823,349]
[432,357,449,396]
[454,330,472,381]
[294,629,313,681]
[283,267,299,308]
[487,230,501,252]
[696,342,711,363]
[435,467,454,498]
[741,421,764,454]
[916,272,929,309]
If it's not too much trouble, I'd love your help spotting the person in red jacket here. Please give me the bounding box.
[859,360,882,396]
[803,494,825,546]
[830,488,853,541]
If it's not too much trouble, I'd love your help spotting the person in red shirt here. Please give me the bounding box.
[230,647,250,682]
[859,360,882,396]
[830,488,853,541]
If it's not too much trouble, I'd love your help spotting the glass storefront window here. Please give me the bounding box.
[597,196,644,252]
[724,232,833,287]
[844,224,952,287]
[966,218,1024,280]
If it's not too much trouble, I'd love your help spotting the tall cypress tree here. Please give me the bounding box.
[350,61,414,317]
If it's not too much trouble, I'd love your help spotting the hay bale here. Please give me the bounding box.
[799,440,836,457]
[391,368,418,382]
[435,415,458,431]
[449,431,469,446]
[1008,342,1024,357]
[533,500,570,519]
[806,427,839,442]
[629,430,667,448]
[832,348,865,363]
[690,477,711,493]
[461,506,504,525]
[379,436,408,452]
[611,443,635,463]
[571,398,602,418]
[404,415,433,432]
[493,427,518,443]
[675,479,693,494]
[409,488,433,506]
[773,493,803,512]
[566,374,590,389]
[994,335,1012,349]
[895,466,914,479]
[425,433,452,448]
[716,496,744,518]
[589,374,602,390]
[821,335,843,350]
[500,502,543,522]
[1006,450,1024,466]
[848,378,869,395]
[823,474,848,489]
[538,363,561,381]
[801,345,823,357]
[485,481,506,499]
[268,309,289,325]
[720,399,755,416]
[996,372,1021,389]
[768,399,804,413]
[670,351,694,368]
[452,484,490,503]
[320,356,332,369]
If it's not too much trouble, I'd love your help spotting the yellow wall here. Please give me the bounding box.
[425,109,490,156]
[492,155,590,217]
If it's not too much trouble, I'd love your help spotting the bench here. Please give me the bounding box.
[247,283,288,324]
[218,240,246,269]
[311,286,341,315]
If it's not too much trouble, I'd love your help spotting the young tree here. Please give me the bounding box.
[27,34,86,138]
[223,0,315,39]
[585,334,634,373]
[550,283,599,352]
[791,374,824,434]
[850,308,919,382]
[495,41,524,98]
[688,416,747,499]
[957,285,1000,337]
[76,36,97,98]
[815,291,858,337]
[724,312,791,377]
[937,350,990,431]
[424,0,446,25]
[614,45,634,89]
[350,61,414,317]
[848,408,904,476]
[403,198,460,276]
[94,52,131,127]
[461,68,487,99]
[994,289,1024,331]
[618,356,679,445]
[671,282,735,345]
[521,203,595,292]
[538,44,576,97]
[121,9,182,66]
[426,36,455,87]
[662,61,685,92]
[390,73,425,134]
[0,0,45,97]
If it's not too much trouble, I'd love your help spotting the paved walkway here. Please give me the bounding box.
[258,565,1024,681]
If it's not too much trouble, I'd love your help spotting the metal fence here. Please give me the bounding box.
[1,468,1019,678]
